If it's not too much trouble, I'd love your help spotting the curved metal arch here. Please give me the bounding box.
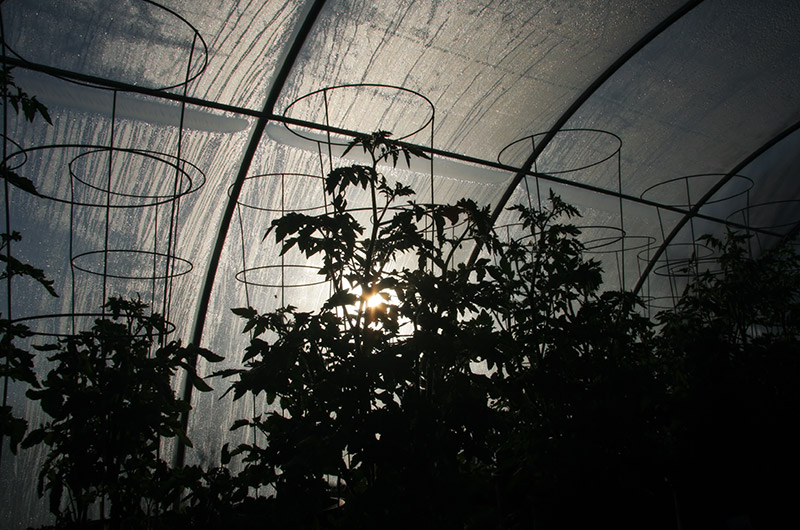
[188,0,329,349]
[2,0,210,92]
[176,0,329,468]
[633,120,800,295]
[468,0,704,265]
[5,55,753,229]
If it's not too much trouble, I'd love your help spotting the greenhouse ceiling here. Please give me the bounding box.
[2,0,800,523]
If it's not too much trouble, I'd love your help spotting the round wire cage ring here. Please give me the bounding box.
[72,249,193,280]
[282,84,435,146]
[233,173,327,213]
[639,242,715,278]
[497,129,621,175]
[4,144,205,207]
[576,225,625,253]
[235,264,327,289]
[2,0,208,92]
[640,174,753,209]
[69,147,202,202]
[10,312,176,339]
[584,233,657,255]
[726,199,800,231]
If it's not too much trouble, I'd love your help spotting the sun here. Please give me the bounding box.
[366,292,385,308]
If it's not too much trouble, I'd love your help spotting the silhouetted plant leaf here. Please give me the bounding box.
[230,419,251,431]
[221,443,232,465]
[1,166,40,196]
[232,306,258,319]
[21,426,46,449]
[182,365,214,392]
[1,66,53,124]
[20,297,219,524]
[322,289,359,310]
[2,410,28,454]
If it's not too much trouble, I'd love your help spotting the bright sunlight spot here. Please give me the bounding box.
[366,292,386,308]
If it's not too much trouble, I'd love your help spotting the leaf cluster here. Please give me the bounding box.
[21,297,223,526]
[1,232,58,454]
[6,121,797,528]
[1,66,52,125]
[1,70,54,459]
[1,67,52,195]
[653,232,800,526]
[659,231,800,344]
[221,133,664,528]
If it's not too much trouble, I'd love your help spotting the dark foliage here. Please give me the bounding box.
[1,67,56,458]
[22,298,222,527]
[6,128,799,530]
[220,132,499,528]
[657,233,800,529]
[220,133,673,529]
[1,66,52,125]
[1,231,59,456]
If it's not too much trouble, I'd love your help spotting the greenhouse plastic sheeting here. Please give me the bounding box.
[2,1,800,527]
